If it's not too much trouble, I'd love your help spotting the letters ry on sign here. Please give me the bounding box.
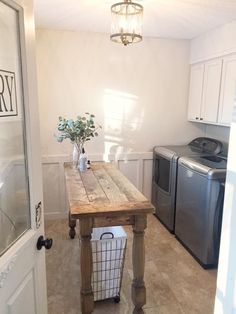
[0,70,17,117]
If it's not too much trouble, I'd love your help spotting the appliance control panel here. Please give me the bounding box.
[188,137,222,154]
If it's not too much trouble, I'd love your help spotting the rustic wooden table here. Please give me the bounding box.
[64,162,154,314]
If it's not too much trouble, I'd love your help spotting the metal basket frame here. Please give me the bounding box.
[91,230,127,302]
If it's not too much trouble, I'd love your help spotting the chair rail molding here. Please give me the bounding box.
[41,152,153,219]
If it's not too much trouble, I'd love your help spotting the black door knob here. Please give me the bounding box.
[37,235,53,250]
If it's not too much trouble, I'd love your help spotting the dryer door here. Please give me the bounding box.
[153,154,171,193]
[152,153,175,232]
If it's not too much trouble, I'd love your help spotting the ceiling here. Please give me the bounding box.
[34,0,236,39]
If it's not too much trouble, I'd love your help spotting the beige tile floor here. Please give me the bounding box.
[45,215,217,314]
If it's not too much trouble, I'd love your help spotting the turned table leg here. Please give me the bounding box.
[80,218,94,314]
[68,211,76,239]
[132,214,147,314]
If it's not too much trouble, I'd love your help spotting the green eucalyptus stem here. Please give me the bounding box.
[55,112,101,153]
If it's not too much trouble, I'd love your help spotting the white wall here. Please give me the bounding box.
[35,29,206,217]
[205,124,230,144]
[36,29,204,156]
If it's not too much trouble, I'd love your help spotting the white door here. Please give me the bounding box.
[0,0,48,313]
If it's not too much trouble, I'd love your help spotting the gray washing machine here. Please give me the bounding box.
[151,137,223,233]
[175,154,227,268]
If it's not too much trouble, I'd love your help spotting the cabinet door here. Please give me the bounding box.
[188,63,204,121]
[218,55,236,125]
[201,59,222,123]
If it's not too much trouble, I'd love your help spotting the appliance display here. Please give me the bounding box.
[175,154,227,268]
[151,137,223,233]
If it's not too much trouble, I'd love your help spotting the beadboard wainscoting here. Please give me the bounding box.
[42,152,153,219]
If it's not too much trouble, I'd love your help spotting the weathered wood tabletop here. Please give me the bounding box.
[64,162,154,314]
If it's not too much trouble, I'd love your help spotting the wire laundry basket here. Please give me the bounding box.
[91,226,127,302]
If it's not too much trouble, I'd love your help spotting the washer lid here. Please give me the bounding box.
[153,145,196,160]
[194,155,227,169]
[153,137,224,160]
[178,155,227,179]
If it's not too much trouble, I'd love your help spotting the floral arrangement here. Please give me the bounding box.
[56,112,101,153]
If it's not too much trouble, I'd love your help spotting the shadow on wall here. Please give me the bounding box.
[103,88,144,159]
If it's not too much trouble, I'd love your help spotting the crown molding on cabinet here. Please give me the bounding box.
[190,21,236,64]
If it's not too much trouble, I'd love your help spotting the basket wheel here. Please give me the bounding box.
[114,295,120,303]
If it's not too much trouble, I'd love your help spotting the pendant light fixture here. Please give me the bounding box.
[110,0,143,46]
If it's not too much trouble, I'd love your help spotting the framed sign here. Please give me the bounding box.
[0,69,17,117]
[0,0,25,120]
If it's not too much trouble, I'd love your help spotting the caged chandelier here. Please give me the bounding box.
[110,0,143,46]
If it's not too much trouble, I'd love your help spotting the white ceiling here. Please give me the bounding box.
[34,0,236,39]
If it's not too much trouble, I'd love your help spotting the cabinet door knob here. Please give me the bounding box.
[195,117,199,120]
[200,118,203,120]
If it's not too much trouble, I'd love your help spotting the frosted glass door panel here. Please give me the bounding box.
[0,2,30,256]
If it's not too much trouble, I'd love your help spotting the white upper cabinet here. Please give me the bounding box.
[201,59,222,123]
[188,55,236,127]
[218,55,236,125]
[188,63,204,121]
